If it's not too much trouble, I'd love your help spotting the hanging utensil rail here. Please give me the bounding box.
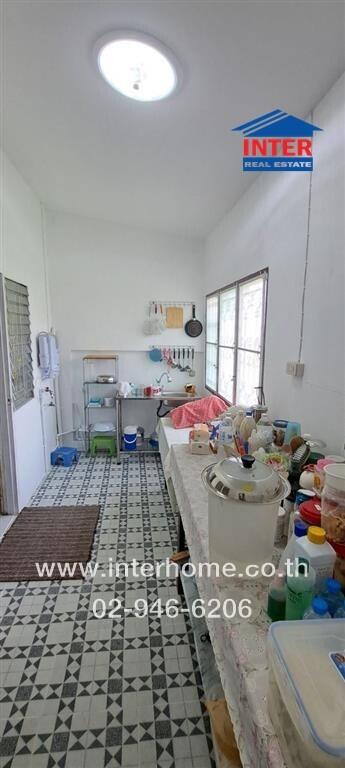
[148,345,196,351]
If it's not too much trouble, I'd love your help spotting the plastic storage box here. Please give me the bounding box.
[51,446,78,467]
[267,620,345,768]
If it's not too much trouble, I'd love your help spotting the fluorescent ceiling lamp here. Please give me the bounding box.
[96,31,179,102]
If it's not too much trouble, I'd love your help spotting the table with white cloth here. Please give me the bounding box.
[168,444,286,768]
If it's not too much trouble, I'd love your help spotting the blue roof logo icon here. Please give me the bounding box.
[232,109,322,137]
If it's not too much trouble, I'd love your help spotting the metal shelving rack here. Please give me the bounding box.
[83,355,118,454]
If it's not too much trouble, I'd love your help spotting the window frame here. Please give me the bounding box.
[5,278,34,410]
[205,268,268,404]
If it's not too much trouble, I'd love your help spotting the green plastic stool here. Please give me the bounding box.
[90,435,116,457]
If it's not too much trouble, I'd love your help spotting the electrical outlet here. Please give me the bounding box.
[295,362,305,377]
[286,361,305,377]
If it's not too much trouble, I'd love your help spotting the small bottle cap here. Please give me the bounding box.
[312,597,329,615]
[294,520,308,538]
[307,526,326,545]
[326,578,341,594]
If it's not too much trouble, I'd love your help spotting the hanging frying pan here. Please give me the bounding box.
[185,304,203,338]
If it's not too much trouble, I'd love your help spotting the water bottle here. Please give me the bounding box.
[303,596,331,620]
[239,409,256,448]
[334,600,345,618]
[321,578,343,617]
[218,417,233,446]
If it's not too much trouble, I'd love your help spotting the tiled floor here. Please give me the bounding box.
[0,454,215,768]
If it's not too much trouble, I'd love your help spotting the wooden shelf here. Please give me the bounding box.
[85,405,115,410]
[83,354,118,360]
[83,380,116,385]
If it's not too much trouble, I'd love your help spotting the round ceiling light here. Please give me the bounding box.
[96,31,180,102]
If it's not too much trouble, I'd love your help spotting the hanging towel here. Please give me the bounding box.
[38,332,60,379]
[48,334,60,378]
[38,333,50,378]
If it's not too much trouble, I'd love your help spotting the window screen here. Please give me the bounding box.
[5,279,34,409]
[205,270,268,404]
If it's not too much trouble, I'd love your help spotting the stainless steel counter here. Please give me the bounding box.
[114,392,201,462]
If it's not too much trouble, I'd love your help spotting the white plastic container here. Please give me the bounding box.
[268,620,345,768]
[189,439,209,455]
[294,526,336,591]
[202,455,290,569]
[279,519,308,572]
[324,463,345,490]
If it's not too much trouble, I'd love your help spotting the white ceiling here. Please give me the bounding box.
[2,0,345,237]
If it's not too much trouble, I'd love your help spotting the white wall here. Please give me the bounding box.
[204,74,345,453]
[6,71,343,471]
[1,151,57,508]
[45,211,204,439]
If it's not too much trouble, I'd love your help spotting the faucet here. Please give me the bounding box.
[156,372,172,385]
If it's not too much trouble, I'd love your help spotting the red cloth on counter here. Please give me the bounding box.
[170,395,228,429]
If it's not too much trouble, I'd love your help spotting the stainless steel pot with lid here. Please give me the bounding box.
[202,455,290,504]
[97,375,116,383]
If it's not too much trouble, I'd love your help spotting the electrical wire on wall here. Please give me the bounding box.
[298,110,314,363]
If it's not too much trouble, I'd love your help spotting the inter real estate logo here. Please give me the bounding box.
[232,109,322,172]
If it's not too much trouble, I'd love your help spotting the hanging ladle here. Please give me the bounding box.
[189,348,196,377]
[183,347,192,373]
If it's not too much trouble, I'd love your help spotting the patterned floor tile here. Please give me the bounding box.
[0,454,214,767]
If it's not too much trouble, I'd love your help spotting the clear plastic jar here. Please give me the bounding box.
[321,464,345,543]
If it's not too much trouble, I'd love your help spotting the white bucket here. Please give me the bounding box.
[208,495,283,570]
[124,425,137,451]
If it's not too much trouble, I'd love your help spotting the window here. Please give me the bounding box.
[205,270,268,404]
[5,279,34,409]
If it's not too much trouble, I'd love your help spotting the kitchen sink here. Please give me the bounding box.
[159,391,199,403]
[161,390,192,397]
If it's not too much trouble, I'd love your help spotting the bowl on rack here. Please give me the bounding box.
[103,396,115,407]
[97,375,116,384]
